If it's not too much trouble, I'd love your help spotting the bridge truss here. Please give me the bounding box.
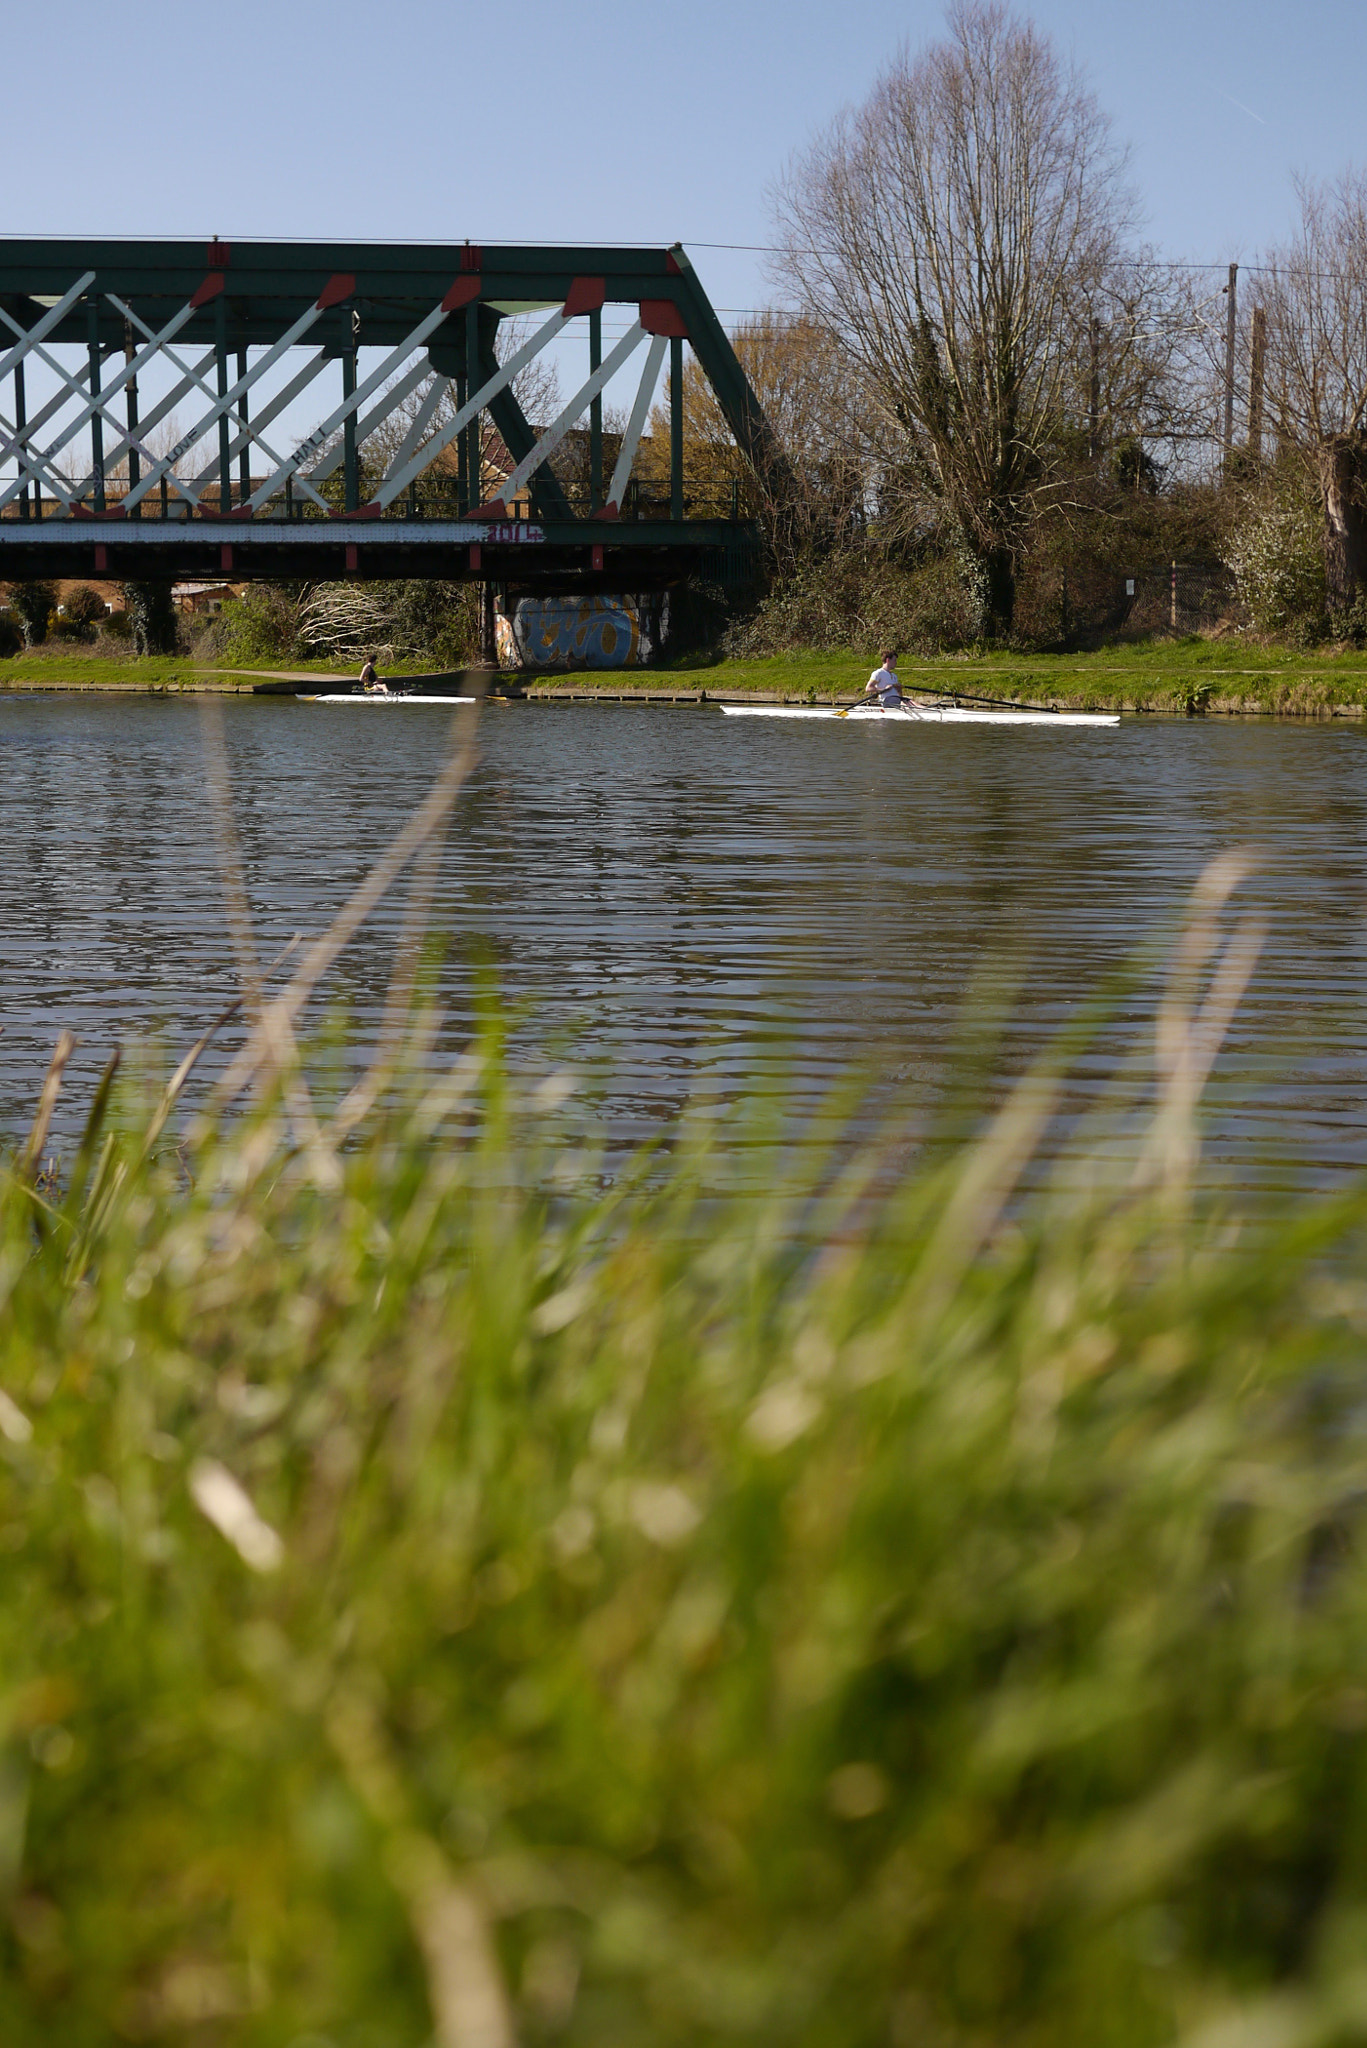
[0,238,775,592]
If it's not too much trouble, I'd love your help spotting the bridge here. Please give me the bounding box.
[0,237,776,595]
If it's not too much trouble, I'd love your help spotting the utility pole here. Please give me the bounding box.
[1247,306,1266,461]
[1088,315,1101,461]
[1222,262,1238,461]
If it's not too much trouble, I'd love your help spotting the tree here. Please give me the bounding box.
[11,580,56,647]
[641,312,866,568]
[123,581,178,656]
[1258,170,1367,615]
[62,584,108,639]
[774,1,1134,635]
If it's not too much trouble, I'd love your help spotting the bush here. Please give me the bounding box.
[1222,474,1327,637]
[297,578,481,665]
[206,582,307,665]
[725,543,975,657]
[0,610,22,657]
[60,584,108,640]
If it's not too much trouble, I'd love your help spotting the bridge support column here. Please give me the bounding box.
[216,297,231,514]
[590,307,602,512]
[670,335,683,521]
[342,347,359,511]
[87,302,105,514]
[237,349,251,506]
[13,361,28,521]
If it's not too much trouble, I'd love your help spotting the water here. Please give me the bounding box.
[2,692,1366,1188]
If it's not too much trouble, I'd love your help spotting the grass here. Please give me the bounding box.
[0,645,450,691]
[3,730,1367,2045]
[644,644,1367,715]
[10,635,1367,711]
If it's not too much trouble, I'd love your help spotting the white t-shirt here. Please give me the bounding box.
[867,665,902,700]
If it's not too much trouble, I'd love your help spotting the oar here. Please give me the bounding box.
[834,695,923,720]
[837,678,1058,716]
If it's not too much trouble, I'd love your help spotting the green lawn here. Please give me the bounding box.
[7,638,1367,711]
[646,642,1367,714]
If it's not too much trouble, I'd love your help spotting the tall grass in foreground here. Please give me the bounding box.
[2,721,1366,2048]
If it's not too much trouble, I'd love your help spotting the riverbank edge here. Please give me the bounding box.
[5,664,1367,716]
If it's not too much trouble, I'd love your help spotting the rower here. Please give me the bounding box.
[359,654,388,695]
[864,649,903,711]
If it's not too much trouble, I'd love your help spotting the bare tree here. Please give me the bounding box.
[640,311,867,563]
[1259,169,1367,611]
[774,1,1135,635]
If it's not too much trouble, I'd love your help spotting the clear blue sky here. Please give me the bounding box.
[10,0,1363,318]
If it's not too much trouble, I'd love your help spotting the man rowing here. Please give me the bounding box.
[863,649,904,711]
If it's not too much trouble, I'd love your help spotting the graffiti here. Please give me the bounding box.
[503,595,653,670]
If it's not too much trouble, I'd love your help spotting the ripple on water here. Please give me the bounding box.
[1,695,1365,1189]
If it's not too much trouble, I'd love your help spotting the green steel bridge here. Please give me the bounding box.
[0,237,775,595]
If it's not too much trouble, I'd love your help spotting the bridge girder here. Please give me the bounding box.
[0,237,779,589]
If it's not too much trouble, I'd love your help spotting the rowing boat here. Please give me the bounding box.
[719,704,1120,728]
[298,693,478,705]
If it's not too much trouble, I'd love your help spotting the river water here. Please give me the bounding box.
[2,693,1365,1190]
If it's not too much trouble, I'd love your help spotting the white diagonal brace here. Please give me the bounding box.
[372,372,453,486]
[0,313,101,506]
[0,273,95,387]
[245,286,486,514]
[0,359,100,472]
[114,291,336,511]
[209,348,334,495]
[604,333,669,512]
[370,304,570,510]
[69,347,219,506]
[494,323,647,509]
[304,358,444,489]
[0,294,204,511]
[0,309,103,428]
[0,398,85,508]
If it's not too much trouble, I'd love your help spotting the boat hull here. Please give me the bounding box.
[719,704,1120,728]
[299,694,478,705]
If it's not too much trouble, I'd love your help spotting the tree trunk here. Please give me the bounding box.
[982,546,1016,639]
[1317,433,1367,613]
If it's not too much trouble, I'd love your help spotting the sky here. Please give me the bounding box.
[4,0,1363,458]
[9,0,1363,303]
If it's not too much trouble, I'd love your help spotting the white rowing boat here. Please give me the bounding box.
[719,704,1120,728]
[299,693,478,705]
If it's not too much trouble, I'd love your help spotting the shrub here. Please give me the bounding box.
[60,584,108,639]
[298,578,481,665]
[1222,477,1327,637]
[725,544,975,657]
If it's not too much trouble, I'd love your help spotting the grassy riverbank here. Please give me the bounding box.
[6,768,1367,2042]
[0,647,443,692]
[8,637,1367,712]
[641,642,1367,715]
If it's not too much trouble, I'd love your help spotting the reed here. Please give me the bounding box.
[1,722,1364,2046]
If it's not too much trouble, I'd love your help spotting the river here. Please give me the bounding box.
[2,693,1365,1190]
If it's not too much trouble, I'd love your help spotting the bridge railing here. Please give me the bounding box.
[0,475,751,526]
